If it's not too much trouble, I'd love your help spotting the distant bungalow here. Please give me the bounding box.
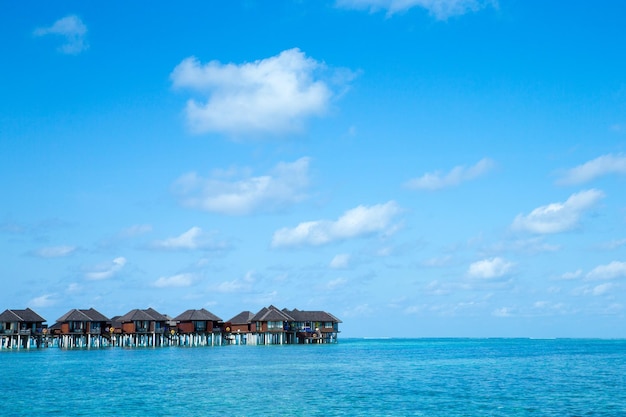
[0,308,46,349]
[0,305,341,350]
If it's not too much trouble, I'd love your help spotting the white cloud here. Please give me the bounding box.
[34,245,76,258]
[600,238,626,250]
[85,257,126,280]
[153,273,195,288]
[342,303,375,318]
[573,283,618,297]
[171,48,350,135]
[586,261,626,281]
[405,158,494,190]
[34,15,88,54]
[511,189,604,234]
[559,269,583,280]
[150,227,224,251]
[557,154,626,185]
[28,294,57,308]
[272,201,401,247]
[119,224,152,238]
[421,255,453,267]
[326,277,348,290]
[174,158,310,215]
[468,257,514,279]
[336,0,496,19]
[492,307,513,317]
[330,254,351,269]
[215,271,255,293]
[592,283,614,296]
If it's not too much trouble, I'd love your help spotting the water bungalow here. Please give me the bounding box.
[283,308,342,344]
[223,306,342,345]
[115,308,169,347]
[0,305,341,349]
[225,311,255,345]
[0,308,46,349]
[51,308,111,348]
[173,308,223,347]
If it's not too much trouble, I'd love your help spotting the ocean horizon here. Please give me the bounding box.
[3,338,624,416]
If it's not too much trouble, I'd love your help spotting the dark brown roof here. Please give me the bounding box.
[173,308,222,322]
[144,307,168,321]
[118,308,167,322]
[57,308,110,322]
[228,311,255,324]
[0,308,45,323]
[251,305,293,322]
[283,309,342,323]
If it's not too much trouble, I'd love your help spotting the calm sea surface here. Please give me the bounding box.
[1,338,625,416]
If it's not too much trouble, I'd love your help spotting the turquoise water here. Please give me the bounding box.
[1,339,625,416]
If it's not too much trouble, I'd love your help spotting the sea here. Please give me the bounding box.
[1,338,624,416]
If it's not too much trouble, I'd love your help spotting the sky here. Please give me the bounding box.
[1,0,625,338]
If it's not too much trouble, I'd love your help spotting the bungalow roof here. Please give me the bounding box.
[228,311,255,324]
[119,308,167,322]
[144,307,168,322]
[251,305,293,322]
[0,308,45,323]
[174,308,222,322]
[283,309,342,323]
[57,308,110,323]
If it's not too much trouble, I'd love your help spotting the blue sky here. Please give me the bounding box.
[1,1,625,337]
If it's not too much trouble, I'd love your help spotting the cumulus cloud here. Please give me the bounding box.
[330,254,351,269]
[85,257,126,280]
[174,158,310,215]
[153,273,195,288]
[150,227,225,251]
[272,201,401,247]
[586,261,626,281]
[405,158,494,190]
[468,257,514,279]
[511,189,604,234]
[336,0,497,19]
[557,154,626,185]
[34,15,88,54]
[592,283,615,296]
[559,269,583,280]
[326,278,348,290]
[28,294,57,308]
[33,245,76,258]
[171,48,350,135]
[215,271,256,293]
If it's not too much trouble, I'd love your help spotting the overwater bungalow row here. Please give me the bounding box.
[0,305,341,349]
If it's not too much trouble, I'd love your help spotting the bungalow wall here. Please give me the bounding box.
[178,322,195,333]
[230,323,251,333]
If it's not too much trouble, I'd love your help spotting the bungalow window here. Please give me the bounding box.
[267,321,282,330]
[193,321,206,332]
[70,321,84,332]
[324,322,333,329]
